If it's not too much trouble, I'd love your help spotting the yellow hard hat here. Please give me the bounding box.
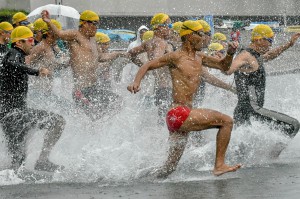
[11,26,33,43]
[172,21,183,33]
[12,12,28,25]
[80,10,99,25]
[95,32,110,43]
[151,13,169,29]
[142,30,154,41]
[33,18,47,31]
[212,32,227,42]
[208,42,224,51]
[33,18,62,33]
[197,20,211,33]
[180,20,203,37]
[0,22,13,32]
[251,24,274,41]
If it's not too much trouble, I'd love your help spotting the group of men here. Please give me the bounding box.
[0,9,299,178]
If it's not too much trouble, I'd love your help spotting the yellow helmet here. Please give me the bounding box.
[0,22,13,32]
[12,12,28,25]
[151,13,170,29]
[142,30,154,41]
[212,33,227,42]
[80,10,99,25]
[208,43,224,51]
[95,32,110,43]
[172,21,183,33]
[180,20,203,37]
[11,26,33,43]
[33,18,62,34]
[197,20,211,33]
[251,24,274,41]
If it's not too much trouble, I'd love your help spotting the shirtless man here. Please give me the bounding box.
[26,19,66,94]
[41,10,126,120]
[128,13,173,124]
[128,20,241,178]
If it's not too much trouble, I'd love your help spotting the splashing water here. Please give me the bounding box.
[1,38,300,185]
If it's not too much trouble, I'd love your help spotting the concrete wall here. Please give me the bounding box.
[1,0,298,17]
[28,0,300,16]
[0,0,30,10]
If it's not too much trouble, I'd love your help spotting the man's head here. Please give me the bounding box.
[33,18,62,43]
[79,10,100,37]
[197,20,211,47]
[0,22,13,44]
[95,32,110,52]
[180,20,204,51]
[151,13,171,39]
[11,26,34,54]
[12,12,30,27]
[251,24,274,53]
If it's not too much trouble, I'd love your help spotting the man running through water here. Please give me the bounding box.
[227,24,300,139]
[128,20,241,178]
[0,26,65,172]
[41,10,126,121]
[128,13,173,125]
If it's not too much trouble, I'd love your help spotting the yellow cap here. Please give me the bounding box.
[142,30,154,41]
[80,10,99,22]
[180,20,203,37]
[95,32,110,43]
[212,32,227,42]
[197,20,211,33]
[151,13,169,29]
[0,22,13,32]
[208,43,224,51]
[33,18,46,31]
[33,18,62,34]
[251,24,274,41]
[12,12,28,24]
[172,21,183,33]
[11,26,33,43]
[51,19,62,30]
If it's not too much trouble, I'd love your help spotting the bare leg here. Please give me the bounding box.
[35,115,65,172]
[156,133,188,178]
[180,108,241,176]
[213,120,242,176]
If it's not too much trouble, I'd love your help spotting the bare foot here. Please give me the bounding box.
[213,164,242,176]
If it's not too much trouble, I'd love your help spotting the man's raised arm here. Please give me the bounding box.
[41,10,77,41]
[263,33,300,61]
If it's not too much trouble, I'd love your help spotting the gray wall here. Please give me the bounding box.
[28,0,300,16]
[1,0,300,17]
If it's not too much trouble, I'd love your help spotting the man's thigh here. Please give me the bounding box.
[179,108,232,132]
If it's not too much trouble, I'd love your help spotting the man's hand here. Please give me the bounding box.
[227,41,239,55]
[39,67,50,77]
[289,33,300,46]
[41,10,51,23]
[127,82,140,94]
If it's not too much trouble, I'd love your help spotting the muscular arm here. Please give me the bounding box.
[226,51,249,75]
[263,33,300,61]
[202,67,235,93]
[128,53,173,93]
[99,52,129,63]
[128,43,146,66]
[202,53,234,71]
